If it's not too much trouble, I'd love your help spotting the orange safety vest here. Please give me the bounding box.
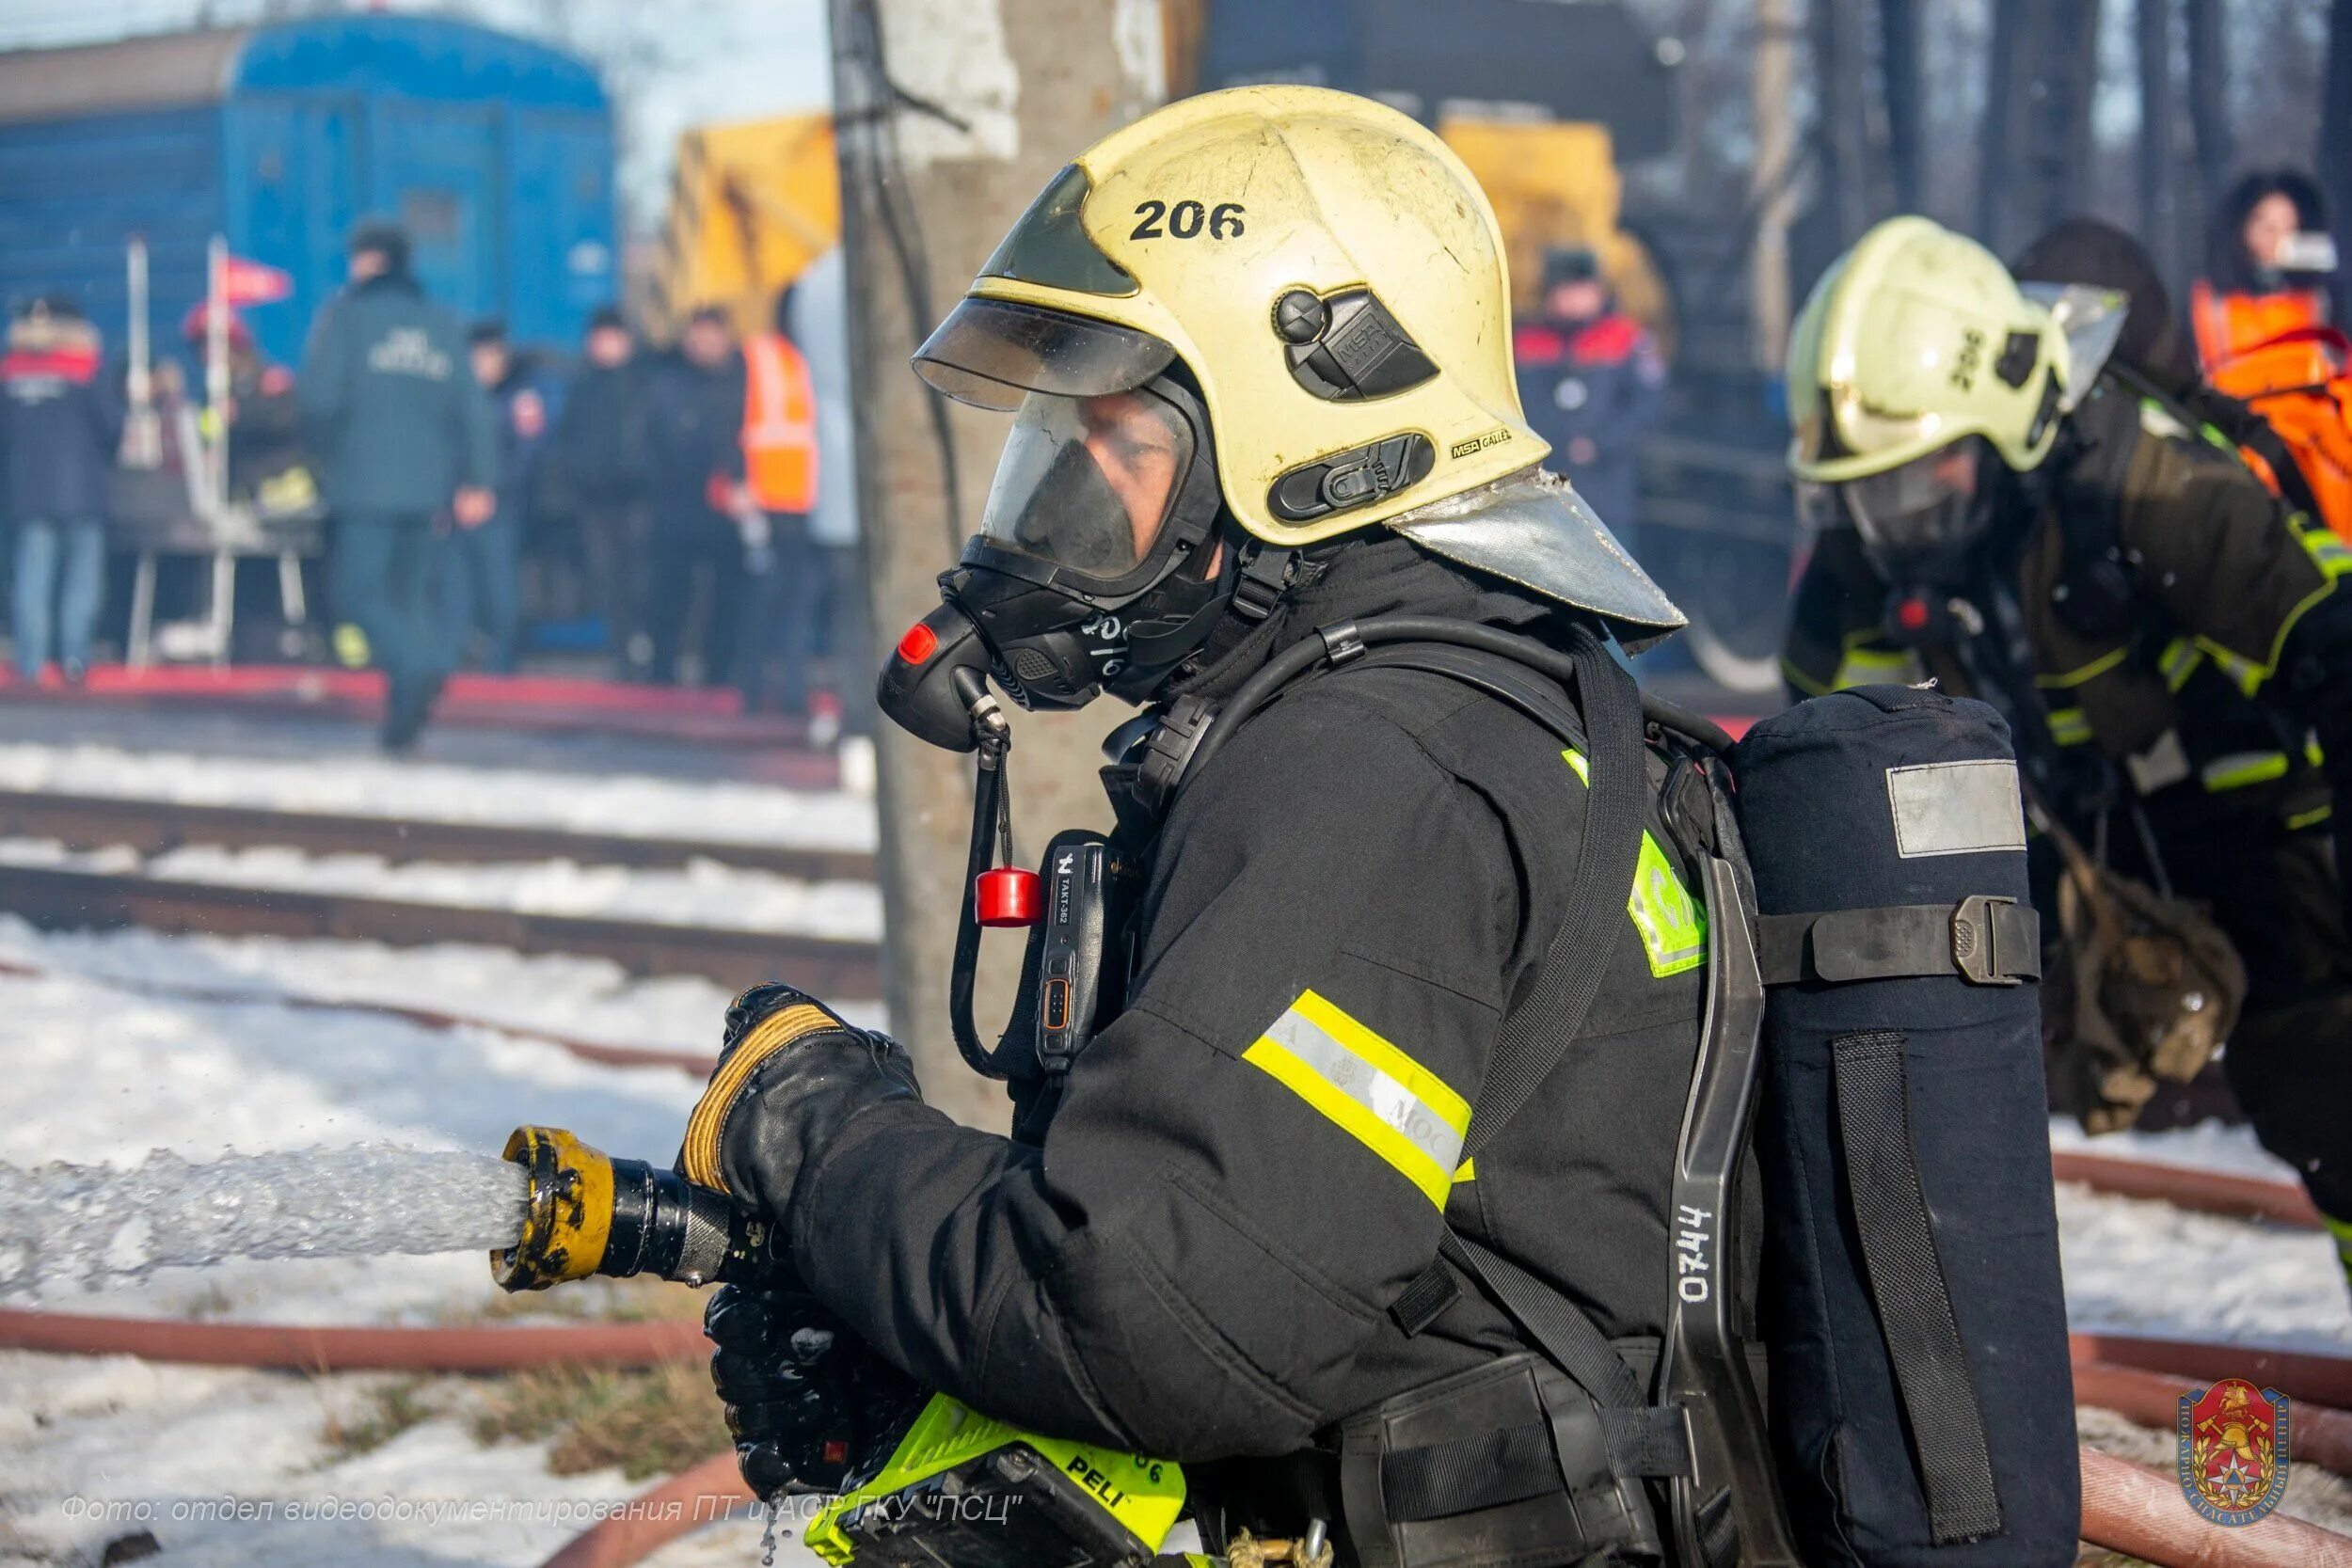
[741,332,819,514]
[2190,278,2328,372]
[2203,324,2352,544]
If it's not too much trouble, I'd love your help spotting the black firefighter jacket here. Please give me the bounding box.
[702,543,1720,1461]
[1784,372,2352,838]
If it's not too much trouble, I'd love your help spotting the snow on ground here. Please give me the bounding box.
[0,923,824,1566]
[0,836,883,939]
[2057,1182,2352,1349]
[0,740,876,851]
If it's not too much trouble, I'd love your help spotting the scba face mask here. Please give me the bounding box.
[877,372,1234,751]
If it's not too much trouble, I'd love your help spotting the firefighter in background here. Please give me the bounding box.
[1782,215,2352,1287]
[733,285,828,723]
[1513,246,1666,556]
[2193,169,2340,372]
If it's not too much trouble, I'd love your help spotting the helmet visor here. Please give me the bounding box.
[978,388,1196,584]
[1837,437,1994,562]
[914,296,1177,412]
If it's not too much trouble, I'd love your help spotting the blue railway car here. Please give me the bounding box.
[0,15,617,368]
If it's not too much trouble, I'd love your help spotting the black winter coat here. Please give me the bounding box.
[295,273,495,515]
[0,338,122,524]
[707,540,1721,1461]
[640,349,745,532]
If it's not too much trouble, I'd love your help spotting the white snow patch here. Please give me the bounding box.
[2057,1180,2352,1349]
[0,835,884,939]
[0,740,876,850]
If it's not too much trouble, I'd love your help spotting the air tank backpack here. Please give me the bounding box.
[1734,684,2078,1568]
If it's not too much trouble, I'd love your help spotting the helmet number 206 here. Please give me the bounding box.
[1132,200,1246,241]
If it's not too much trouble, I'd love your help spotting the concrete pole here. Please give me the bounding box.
[828,0,1164,1127]
[1752,0,1798,373]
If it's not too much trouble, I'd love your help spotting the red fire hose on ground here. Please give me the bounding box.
[2074,1360,2352,1479]
[0,1307,703,1371]
[2055,1150,2326,1230]
[2078,1447,2352,1567]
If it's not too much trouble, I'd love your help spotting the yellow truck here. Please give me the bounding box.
[644,111,840,340]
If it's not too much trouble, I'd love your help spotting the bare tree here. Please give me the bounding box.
[2138,0,2182,285]
[2328,0,2352,256]
[1978,0,2104,258]
[1880,0,1924,214]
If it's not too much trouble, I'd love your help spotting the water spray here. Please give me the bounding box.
[0,1144,529,1295]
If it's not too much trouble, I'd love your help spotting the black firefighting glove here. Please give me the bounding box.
[677,982,922,1227]
[704,1284,924,1497]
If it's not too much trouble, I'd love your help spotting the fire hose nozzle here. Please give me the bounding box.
[491,1125,787,1293]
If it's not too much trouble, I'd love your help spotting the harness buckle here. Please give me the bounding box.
[1952,895,2023,987]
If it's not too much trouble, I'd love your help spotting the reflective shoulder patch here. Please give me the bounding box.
[1242,990,1470,1209]
[1885,759,2026,858]
[1561,749,1707,976]
[1629,831,1707,976]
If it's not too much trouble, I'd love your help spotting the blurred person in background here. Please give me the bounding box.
[1513,245,1666,558]
[733,284,829,724]
[545,305,652,674]
[642,304,749,688]
[445,319,546,673]
[2193,169,2341,371]
[298,218,496,752]
[182,301,307,509]
[0,294,122,684]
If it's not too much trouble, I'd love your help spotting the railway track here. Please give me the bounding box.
[0,787,877,881]
[0,786,882,991]
[0,862,878,994]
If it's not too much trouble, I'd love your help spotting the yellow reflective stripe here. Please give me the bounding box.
[1243,990,1470,1209]
[2201,751,2292,792]
[2045,706,2093,746]
[2327,1213,2352,1263]
[2196,573,2341,700]
[2034,646,2130,689]
[1453,1157,1476,1184]
[2288,803,2334,831]
[680,1003,840,1191]
[2310,736,2328,768]
[1783,657,1834,698]
[1832,647,1915,690]
[2159,636,2203,693]
[1560,750,1708,977]
[2298,519,2352,579]
[2197,638,2269,697]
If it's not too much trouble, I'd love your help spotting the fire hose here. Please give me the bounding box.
[0,1307,703,1370]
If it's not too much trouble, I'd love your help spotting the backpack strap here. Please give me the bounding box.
[1343,632,1656,1420]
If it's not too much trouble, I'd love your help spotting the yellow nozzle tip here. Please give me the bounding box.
[490,1126,618,1291]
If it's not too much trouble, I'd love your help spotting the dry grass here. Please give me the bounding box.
[472,1358,728,1481]
[455,1275,724,1480]
[319,1378,437,1462]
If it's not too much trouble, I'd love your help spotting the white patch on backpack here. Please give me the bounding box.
[1885,759,2026,858]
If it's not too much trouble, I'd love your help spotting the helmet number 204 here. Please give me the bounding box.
[1132,200,1247,240]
